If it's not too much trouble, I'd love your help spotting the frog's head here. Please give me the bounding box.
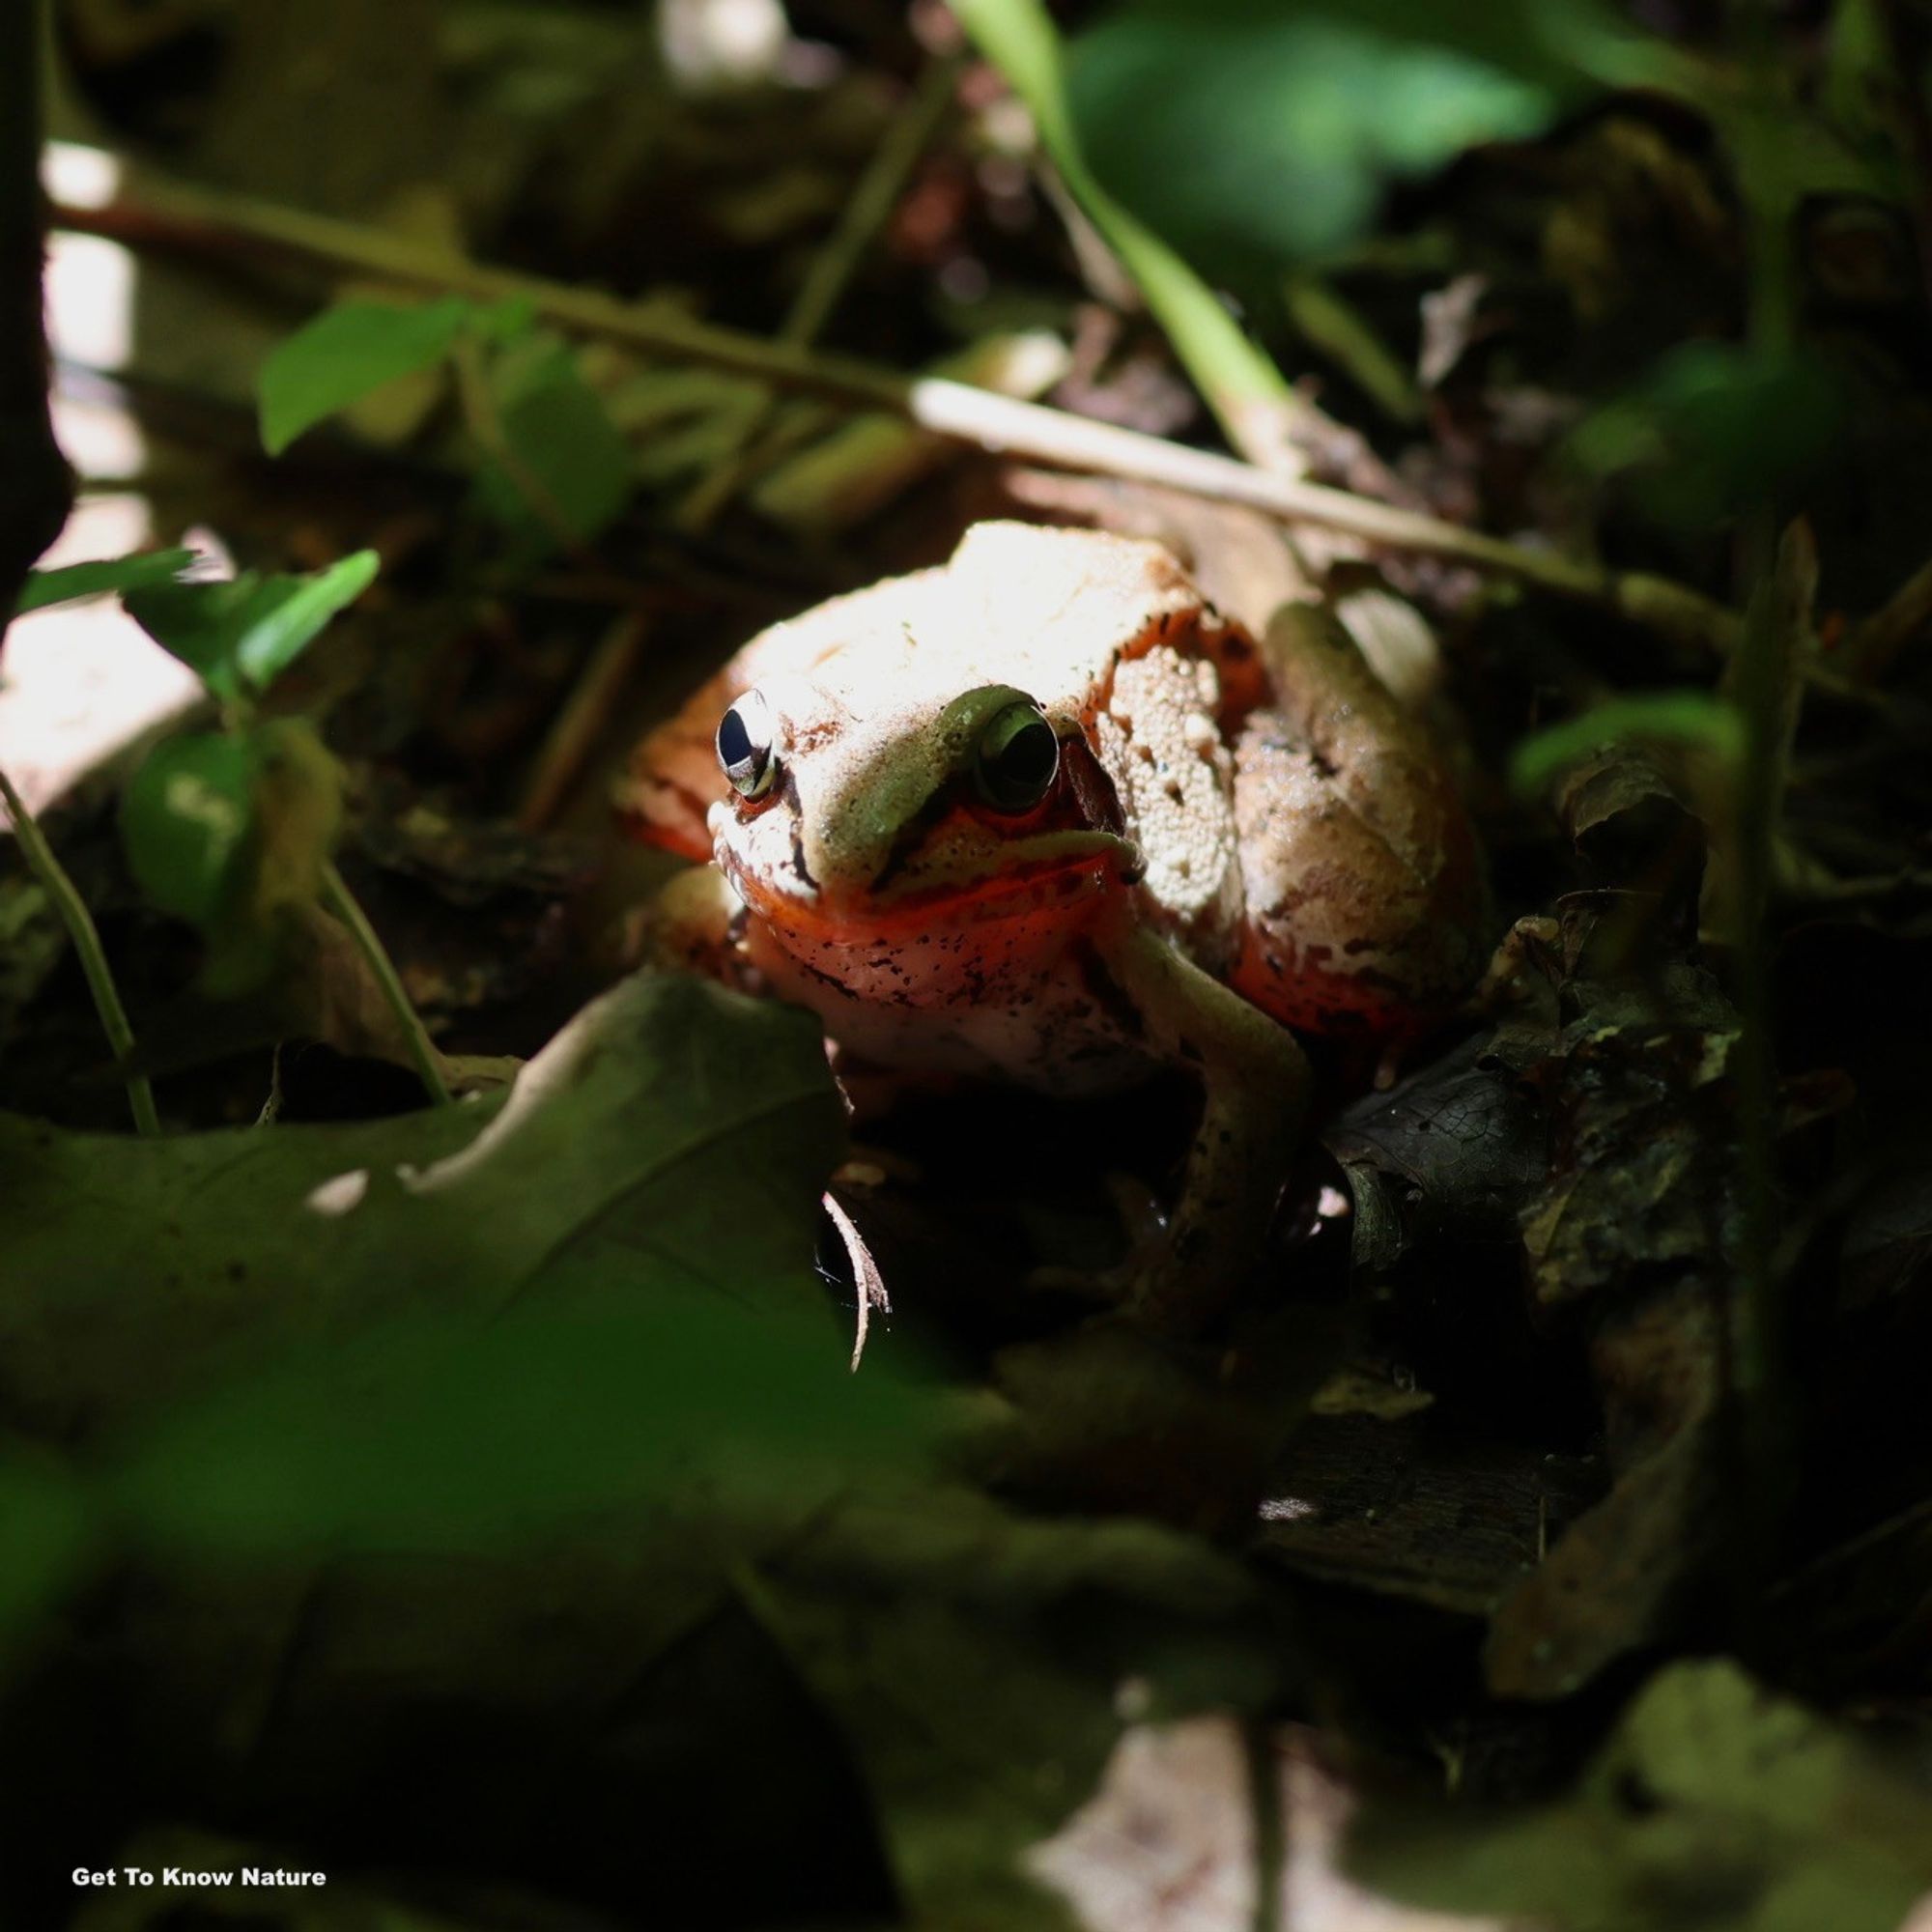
[704,669,1143,946]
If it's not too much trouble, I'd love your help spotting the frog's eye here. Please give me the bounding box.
[974,700,1060,813]
[717,690,780,800]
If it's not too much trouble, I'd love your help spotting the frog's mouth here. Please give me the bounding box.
[718,827,1144,939]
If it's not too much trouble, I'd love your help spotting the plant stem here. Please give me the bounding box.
[676,51,962,531]
[1723,0,1807,1570]
[515,607,650,831]
[952,0,1309,474]
[790,54,961,350]
[0,766,160,1136]
[49,180,1743,650]
[1724,530,1804,1571]
[319,859,451,1107]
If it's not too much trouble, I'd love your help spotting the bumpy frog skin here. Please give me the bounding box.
[621,523,1486,1329]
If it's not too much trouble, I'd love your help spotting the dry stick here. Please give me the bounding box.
[51,182,1740,651]
[0,767,161,1136]
[676,52,962,531]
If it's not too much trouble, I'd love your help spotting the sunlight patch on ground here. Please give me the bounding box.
[1031,1718,1505,1932]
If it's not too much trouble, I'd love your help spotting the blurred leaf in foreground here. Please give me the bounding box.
[0,971,903,1628]
[113,1294,927,1558]
[0,975,846,1439]
[0,977,1272,1919]
[0,1453,93,1662]
[125,551,380,705]
[14,549,198,616]
[1349,1660,1932,1932]
[1064,0,1628,277]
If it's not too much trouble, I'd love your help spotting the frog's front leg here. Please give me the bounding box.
[639,864,755,986]
[1094,918,1312,1333]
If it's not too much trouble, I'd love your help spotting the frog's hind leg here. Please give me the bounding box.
[1229,607,1487,1042]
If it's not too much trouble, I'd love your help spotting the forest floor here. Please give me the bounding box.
[5,4,1932,1929]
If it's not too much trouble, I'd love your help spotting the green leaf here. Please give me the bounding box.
[1568,344,1843,527]
[1064,1,1581,275]
[65,963,931,1547]
[125,551,380,702]
[0,1454,93,1658]
[0,974,849,1444]
[14,549,198,616]
[952,0,1297,447]
[1510,693,1744,797]
[120,731,258,928]
[475,336,633,547]
[258,297,471,455]
[114,1295,926,1555]
[473,294,538,341]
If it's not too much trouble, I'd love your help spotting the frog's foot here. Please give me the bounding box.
[1465,915,1562,1019]
[634,864,758,987]
[1018,1171,1168,1305]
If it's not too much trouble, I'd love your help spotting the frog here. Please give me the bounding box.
[619,521,1487,1331]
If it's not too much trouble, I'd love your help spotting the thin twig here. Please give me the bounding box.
[0,766,160,1135]
[51,180,1740,649]
[791,56,961,348]
[1242,1721,1286,1932]
[1845,553,1932,681]
[516,607,651,831]
[1282,270,1426,426]
[319,859,451,1107]
[1726,519,1809,1572]
[1721,8,1806,1586]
